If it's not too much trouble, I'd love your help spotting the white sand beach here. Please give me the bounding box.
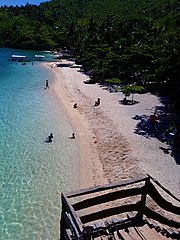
[44,60,180,206]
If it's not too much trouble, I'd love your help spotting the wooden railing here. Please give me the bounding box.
[60,175,180,239]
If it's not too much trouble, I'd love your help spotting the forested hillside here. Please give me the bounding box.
[0,0,179,106]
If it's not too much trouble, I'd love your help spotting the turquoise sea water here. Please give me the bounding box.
[0,48,80,239]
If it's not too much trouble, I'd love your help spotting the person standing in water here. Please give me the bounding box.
[48,133,53,142]
[45,80,49,89]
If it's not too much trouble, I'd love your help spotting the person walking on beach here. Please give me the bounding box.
[45,80,49,89]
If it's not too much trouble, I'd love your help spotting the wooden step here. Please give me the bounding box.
[128,226,146,240]
[118,229,133,240]
[119,228,142,240]
[113,231,121,240]
[136,224,168,240]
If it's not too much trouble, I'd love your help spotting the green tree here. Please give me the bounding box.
[122,85,145,102]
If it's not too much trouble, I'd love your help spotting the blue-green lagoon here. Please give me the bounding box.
[0,48,80,239]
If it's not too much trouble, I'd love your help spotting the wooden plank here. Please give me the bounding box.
[144,206,180,228]
[106,217,133,234]
[92,220,107,238]
[113,230,126,240]
[61,193,83,234]
[94,220,106,229]
[66,176,149,198]
[81,202,141,224]
[63,212,80,238]
[121,227,146,240]
[147,182,180,215]
[137,179,149,217]
[73,187,144,211]
[116,230,125,239]
[127,227,145,240]
[127,211,138,219]
[119,229,136,240]
[137,224,167,240]
[148,175,180,203]
[113,231,120,240]
[64,229,72,240]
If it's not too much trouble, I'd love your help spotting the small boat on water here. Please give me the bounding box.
[9,54,47,62]
[9,54,28,62]
[34,55,45,60]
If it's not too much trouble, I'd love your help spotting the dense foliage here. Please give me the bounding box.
[0,0,179,105]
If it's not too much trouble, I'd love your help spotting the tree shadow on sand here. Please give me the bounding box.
[132,112,180,164]
[159,146,180,164]
[132,114,163,139]
[119,99,139,106]
[171,147,180,164]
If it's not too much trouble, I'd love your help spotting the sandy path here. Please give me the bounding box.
[44,61,180,206]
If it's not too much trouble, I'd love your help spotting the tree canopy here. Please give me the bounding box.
[0,0,179,106]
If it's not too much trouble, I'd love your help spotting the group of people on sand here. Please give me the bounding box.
[71,98,100,141]
[69,97,101,144]
[94,98,100,106]
[149,111,179,146]
[73,98,101,109]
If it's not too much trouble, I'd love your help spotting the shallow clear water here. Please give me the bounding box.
[0,48,80,239]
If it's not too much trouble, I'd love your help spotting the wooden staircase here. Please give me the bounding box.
[60,175,180,239]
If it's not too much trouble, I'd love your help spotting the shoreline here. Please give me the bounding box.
[43,62,107,189]
[43,60,180,202]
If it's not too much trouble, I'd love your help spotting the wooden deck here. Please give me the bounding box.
[60,175,180,239]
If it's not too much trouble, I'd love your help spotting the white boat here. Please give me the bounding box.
[10,55,27,61]
[33,55,46,61]
[34,55,45,59]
